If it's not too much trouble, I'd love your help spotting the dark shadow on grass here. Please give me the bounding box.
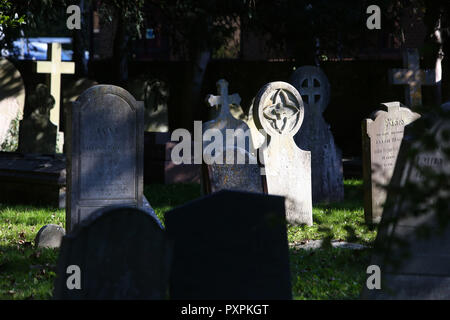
[144,183,201,208]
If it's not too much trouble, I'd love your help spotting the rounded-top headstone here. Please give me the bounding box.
[290,66,330,114]
[0,58,26,149]
[35,224,66,248]
[253,81,304,138]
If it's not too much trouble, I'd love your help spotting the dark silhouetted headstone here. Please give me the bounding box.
[165,190,292,299]
[362,102,420,224]
[54,206,169,299]
[66,85,144,231]
[18,84,57,154]
[290,66,344,204]
[361,111,450,299]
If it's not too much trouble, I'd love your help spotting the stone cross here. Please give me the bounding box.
[389,48,436,108]
[206,79,241,118]
[253,81,312,226]
[36,42,75,152]
[202,79,261,193]
[203,78,254,159]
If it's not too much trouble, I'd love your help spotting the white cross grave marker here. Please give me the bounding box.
[389,48,436,108]
[36,42,75,152]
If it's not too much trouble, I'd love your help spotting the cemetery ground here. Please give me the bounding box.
[0,179,376,300]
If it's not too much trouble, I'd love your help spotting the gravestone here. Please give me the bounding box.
[253,81,313,226]
[0,58,26,151]
[62,78,98,127]
[362,102,420,224]
[389,48,436,108]
[66,85,144,231]
[361,110,450,299]
[165,190,292,299]
[290,66,344,203]
[35,42,75,152]
[128,76,169,132]
[54,206,170,299]
[202,79,262,193]
[18,84,58,154]
[35,224,65,248]
[0,152,66,207]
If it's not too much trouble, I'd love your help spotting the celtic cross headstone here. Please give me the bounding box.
[290,66,344,204]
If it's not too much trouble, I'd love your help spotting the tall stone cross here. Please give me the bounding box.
[389,48,436,108]
[36,42,75,152]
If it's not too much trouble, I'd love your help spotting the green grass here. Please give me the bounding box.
[0,180,375,300]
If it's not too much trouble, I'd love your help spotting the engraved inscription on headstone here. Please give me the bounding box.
[253,81,312,225]
[362,112,450,299]
[203,147,263,194]
[66,85,144,231]
[362,102,420,224]
[290,66,344,203]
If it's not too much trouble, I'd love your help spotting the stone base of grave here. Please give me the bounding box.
[144,132,201,184]
[0,152,66,208]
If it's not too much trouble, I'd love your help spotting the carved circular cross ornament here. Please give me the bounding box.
[290,66,330,114]
[253,82,304,137]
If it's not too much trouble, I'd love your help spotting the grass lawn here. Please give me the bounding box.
[0,179,375,300]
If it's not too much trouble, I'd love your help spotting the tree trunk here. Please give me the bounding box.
[72,0,88,77]
[113,11,129,86]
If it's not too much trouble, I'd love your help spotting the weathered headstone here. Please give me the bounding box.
[165,190,292,299]
[202,79,262,193]
[290,66,344,203]
[361,110,450,299]
[66,85,144,231]
[36,42,75,152]
[389,48,436,108]
[62,78,98,126]
[54,206,170,299]
[35,224,65,248]
[128,76,169,132]
[253,81,313,226]
[0,58,26,151]
[202,147,264,194]
[18,84,58,154]
[362,102,420,224]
